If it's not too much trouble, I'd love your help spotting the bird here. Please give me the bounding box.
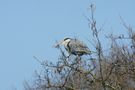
[55,38,91,56]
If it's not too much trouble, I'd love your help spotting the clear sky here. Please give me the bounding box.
[0,0,135,90]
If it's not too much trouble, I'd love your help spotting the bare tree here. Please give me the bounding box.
[24,4,135,90]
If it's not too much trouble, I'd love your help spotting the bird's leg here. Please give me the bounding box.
[76,55,81,64]
[89,55,96,70]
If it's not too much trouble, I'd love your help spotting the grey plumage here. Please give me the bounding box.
[55,38,91,56]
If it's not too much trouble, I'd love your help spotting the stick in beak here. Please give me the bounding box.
[53,40,63,48]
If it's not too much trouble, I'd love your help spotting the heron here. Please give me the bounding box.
[55,38,91,57]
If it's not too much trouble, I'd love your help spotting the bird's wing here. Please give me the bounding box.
[69,39,90,54]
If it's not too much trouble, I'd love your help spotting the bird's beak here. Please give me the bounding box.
[53,40,63,48]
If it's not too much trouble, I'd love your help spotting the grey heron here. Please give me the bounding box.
[55,38,91,56]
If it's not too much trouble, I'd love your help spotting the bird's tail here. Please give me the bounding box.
[91,51,97,54]
[87,50,97,55]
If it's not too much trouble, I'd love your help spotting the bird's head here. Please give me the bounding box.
[61,38,71,45]
[54,38,71,48]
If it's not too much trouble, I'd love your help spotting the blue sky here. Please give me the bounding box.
[0,0,135,90]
